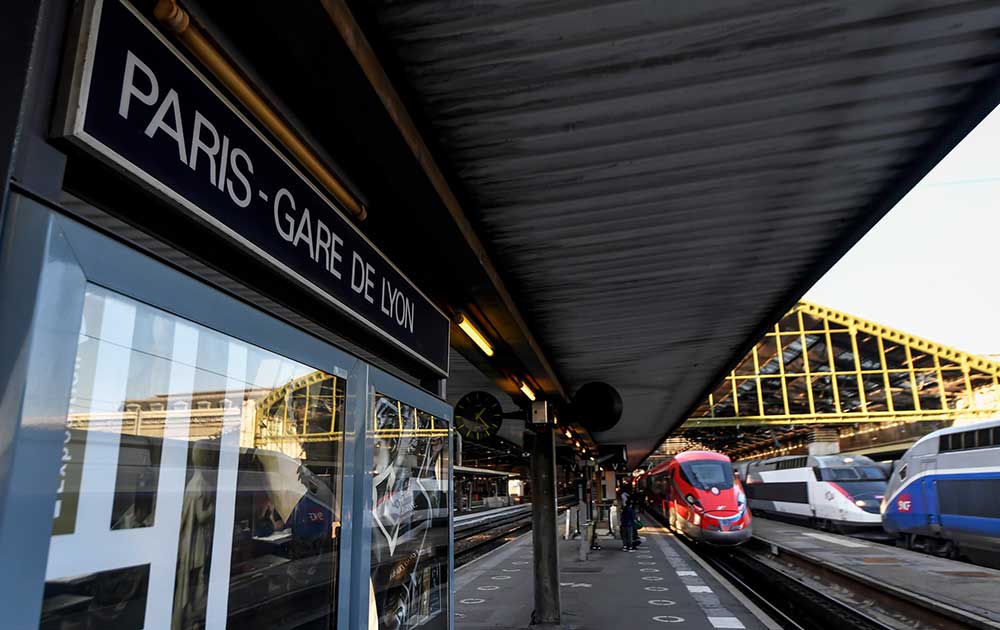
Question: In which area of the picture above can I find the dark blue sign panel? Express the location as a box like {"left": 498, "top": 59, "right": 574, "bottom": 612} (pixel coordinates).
{"left": 63, "top": 0, "right": 449, "bottom": 375}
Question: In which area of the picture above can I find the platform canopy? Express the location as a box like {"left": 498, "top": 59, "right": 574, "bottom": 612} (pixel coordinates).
{"left": 661, "top": 302, "right": 1000, "bottom": 461}
{"left": 353, "top": 0, "right": 1000, "bottom": 466}
{"left": 198, "top": 1, "right": 1000, "bottom": 466}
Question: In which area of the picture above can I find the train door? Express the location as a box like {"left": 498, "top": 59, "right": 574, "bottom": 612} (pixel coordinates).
{"left": 0, "top": 208, "right": 365, "bottom": 629}
{"left": 919, "top": 459, "right": 940, "bottom": 535}
{"left": 365, "top": 369, "right": 452, "bottom": 630}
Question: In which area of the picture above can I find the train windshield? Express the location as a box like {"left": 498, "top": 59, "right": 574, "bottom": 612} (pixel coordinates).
{"left": 680, "top": 460, "right": 734, "bottom": 490}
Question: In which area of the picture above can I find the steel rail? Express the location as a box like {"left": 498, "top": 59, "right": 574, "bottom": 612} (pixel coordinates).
{"left": 645, "top": 508, "right": 973, "bottom": 630}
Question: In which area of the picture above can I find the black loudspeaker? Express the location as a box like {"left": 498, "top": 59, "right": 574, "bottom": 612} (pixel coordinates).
{"left": 569, "top": 382, "right": 623, "bottom": 433}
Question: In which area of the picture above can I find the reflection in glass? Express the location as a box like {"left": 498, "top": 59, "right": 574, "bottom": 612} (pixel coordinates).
{"left": 370, "top": 395, "right": 449, "bottom": 630}
{"left": 42, "top": 285, "right": 343, "bottom": 629}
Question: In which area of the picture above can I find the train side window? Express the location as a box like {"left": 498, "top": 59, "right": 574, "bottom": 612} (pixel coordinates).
{"left": 975, "top": 428, "right": 991, "bottom": 449}
{"left": 898, "top": 464, "right": 907, "bottom": 481}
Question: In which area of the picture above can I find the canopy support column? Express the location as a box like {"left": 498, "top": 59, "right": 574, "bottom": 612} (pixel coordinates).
{"left": 528, "top": 428, "right": 561, "bottom": 625}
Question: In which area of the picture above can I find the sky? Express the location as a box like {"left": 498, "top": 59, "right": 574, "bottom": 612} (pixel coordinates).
{"left": 804, "top": 105, "right": 1000, "bottom": 357}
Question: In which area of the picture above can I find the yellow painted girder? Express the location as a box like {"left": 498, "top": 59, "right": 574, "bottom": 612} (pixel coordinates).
{"left": 682, "top": 407, "right": 999, "bottom": 428}
{"left": 797, "top": 302, "right": 1000, "bottom": 378}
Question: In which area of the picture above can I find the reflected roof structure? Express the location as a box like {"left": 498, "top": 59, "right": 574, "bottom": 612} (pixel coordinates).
{"left": 669, "top": 302, "right": 1000, "bottom": 460}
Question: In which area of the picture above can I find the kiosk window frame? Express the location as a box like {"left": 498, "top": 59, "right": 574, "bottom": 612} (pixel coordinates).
{"left": 0, "top": 201, "right": 391, "bottom": 629}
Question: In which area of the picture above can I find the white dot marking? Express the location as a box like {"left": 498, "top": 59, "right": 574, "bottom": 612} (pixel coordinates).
{"left": 645, "top": 586, "right": 670, "bottom": 592}
{"left": 652, "top": 616, "right": 685, "bottom": 623}
{"left": 478, "top": 585, "right": 499, "bottom": 591}
{"left": 460, "top": 598, "right": 485, "bottom": 604}
{"left": 648, "top": 599, "right": 676, "bottom": 606}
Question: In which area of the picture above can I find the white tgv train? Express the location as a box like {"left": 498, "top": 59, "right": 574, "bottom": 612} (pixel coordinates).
{"left": 742, "top": 453, "right": 888, "bottom": 532}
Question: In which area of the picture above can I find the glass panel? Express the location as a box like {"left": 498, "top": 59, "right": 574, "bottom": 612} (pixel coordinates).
{"left": 784, "top": 377, "right": 813, "bottom": 414}
{"left": 370, "top": 393, "right": 450, "bottom": 630}
{"left": 759, "top": 376, "right": 786, "bottom": 415}
{"left": 836, "top": 374, "right": 862, "bottom": 411}
{"left": 889, "top": 377, "right": 918, "bottom": 412}
{"left": 916, "top": 370, "right": 945, "bottom": 410}
{"left": 757, "top": 336, "right": 781, "bottom": 374}
{"left": 736, "top": 381, "right": 761, "bottom": 417}
{"left": 42, "top": 285, "right": 344, "bottom": 629}
{"left": 811, "top": 374, "right": 836, "bottom": 412}
{"left": 805, "top": 336, "right": 829, "bottom": 372}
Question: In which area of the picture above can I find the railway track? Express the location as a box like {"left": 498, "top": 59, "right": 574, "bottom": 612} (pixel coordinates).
{"left": 454, "top": 499, "right": 576, "bottom": 568}
{"left": 648, "top": 510, "right": 981, "bottom": 630}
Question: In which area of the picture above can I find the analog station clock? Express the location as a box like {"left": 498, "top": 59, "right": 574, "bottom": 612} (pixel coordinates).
{"left": 454, "top": 391, "right": 504, "bottom": 441}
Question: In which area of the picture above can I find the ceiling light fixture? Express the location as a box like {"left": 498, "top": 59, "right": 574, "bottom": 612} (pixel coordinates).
{"left": 519, "top": 381, "right": 536, "bottom": 401}
{"left": 454, "top": 312, "right": 493, "bottom": 357}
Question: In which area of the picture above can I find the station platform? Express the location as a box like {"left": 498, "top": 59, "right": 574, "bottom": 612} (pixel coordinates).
{"left": 453, "top": 523, "right": 776, "bottom": 630}
{"left": 752, "top": 517, "right": 1000, "bottom": 626}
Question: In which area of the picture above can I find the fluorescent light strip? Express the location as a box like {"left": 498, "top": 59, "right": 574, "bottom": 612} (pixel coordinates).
{"left": 455, "top": 312, "right": 494, "bottom": 357}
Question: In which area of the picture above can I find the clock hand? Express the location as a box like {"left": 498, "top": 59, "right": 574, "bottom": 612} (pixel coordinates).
{"left": 474, "top": 408, "right": 485, "bottom": 421}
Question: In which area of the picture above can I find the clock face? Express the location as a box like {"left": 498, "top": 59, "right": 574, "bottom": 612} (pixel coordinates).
{"left": 454, "top": 391, "right": 503, "bottom": 441}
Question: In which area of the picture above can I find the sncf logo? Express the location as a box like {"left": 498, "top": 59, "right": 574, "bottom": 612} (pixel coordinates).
{"left": 897, "top": 493, "right": 912, "bottom": 513}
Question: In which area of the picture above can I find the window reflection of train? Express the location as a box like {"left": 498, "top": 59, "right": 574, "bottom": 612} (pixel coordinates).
{"left": 43, "top": 431, "right": 340, "bottom": 630}
{"left": 738, "top": 453, "right": 886, "bottom": 533}
{"left": 369, "top": 392, "right": 450, "bottom": 630}
{"left": 882, "top": 419, "right": 1000, "bottom": 566}
{"left": 645, "top": 451, "right": 752, "bottom": 545}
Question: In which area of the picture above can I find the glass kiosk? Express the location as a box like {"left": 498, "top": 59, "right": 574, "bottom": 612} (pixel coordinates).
{"left": 0, "top": 2, "right": 453, "bottom": 625}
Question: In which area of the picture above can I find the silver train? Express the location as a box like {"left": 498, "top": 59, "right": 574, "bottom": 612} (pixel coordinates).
{"left": 740, "top": 453, "right": 887, "bottom": 532}
{"left": 882, "top": 419, "right": 1000, "bottom": 563}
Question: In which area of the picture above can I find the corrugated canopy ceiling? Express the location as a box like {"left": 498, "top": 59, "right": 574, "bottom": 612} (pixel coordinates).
{"left": 361, "top": 0, "right": 1000, "bottom": 465}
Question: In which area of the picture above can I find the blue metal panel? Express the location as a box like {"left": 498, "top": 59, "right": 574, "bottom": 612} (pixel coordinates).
{"left": 337, "top": 360, "right": 369, "bottom": 630}
{"left": 0, "top": 197, "right": 87, "bottom": 628}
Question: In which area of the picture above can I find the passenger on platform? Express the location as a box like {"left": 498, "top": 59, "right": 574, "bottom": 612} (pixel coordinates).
{"left": 621, "top": 500, "right": 636, "bottom": 552}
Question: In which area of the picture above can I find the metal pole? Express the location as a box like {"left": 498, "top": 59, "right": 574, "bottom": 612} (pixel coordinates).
{"left": 529, "top": 429, "right": 561, "bottom": 625}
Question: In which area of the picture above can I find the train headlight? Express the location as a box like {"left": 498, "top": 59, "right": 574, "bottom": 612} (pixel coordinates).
{"left": 854, "top": 499, "right": 865, "bottom": 507}
{"left": 737, "top": 490, "right": 746, "bottom": 506}
{"left": 685, "top": 494, "right": 704, "bottom": 512}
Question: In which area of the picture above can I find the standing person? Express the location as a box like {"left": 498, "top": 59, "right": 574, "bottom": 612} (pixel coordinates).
{"left": 620, "top": 500, "right": 635, "bottom": 552}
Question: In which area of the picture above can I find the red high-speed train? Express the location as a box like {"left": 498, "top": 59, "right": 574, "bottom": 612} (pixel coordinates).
{"left": 646, "top": 451, "right": 752, "bottom": 545}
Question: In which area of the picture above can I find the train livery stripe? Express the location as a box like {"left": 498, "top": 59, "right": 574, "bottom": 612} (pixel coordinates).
{"left": 745, "top": 482, "right": 808, "bottom": 504}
